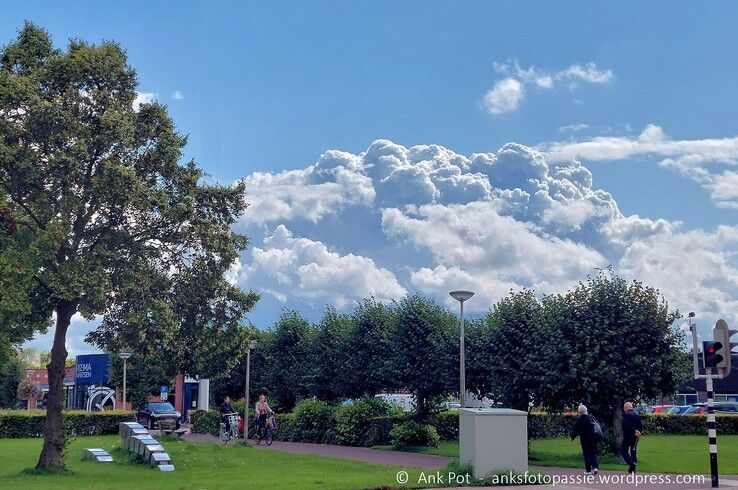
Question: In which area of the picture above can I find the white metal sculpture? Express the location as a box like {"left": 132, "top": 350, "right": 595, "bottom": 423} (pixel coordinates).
{"left": 85, "top": 385, "right": 116, "bottom": 411}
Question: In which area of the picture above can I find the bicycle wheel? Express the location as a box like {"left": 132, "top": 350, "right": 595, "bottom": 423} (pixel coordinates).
{"left": 266, "top": 426, "right": 273, "bottom": 446}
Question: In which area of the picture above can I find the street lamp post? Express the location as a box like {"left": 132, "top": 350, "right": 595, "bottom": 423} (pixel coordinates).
{"left": 118, "top": 352, "right": 132, "bottom": 410}
{"left": 450, "top": 290, "right": 474, "bottom": 408}
{"left": 244, "top": 340, "right": 257, "bottom": 443}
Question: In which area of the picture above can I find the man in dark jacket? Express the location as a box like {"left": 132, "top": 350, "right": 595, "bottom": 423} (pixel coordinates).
{"left": 571, "top": 404, "right": 600, "bottom": 474}
{"left": 621, "top": 401, "right": 643, "bottom": 473}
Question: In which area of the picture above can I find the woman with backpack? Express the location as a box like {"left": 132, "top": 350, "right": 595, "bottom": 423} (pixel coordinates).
{"left": 571, "top": 404, "right": 601, "bottom": 475}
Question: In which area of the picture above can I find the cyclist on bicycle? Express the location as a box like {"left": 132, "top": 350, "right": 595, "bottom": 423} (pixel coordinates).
{"left": 255, "top": 394, "right": 272, "bottom": 437}
{"left": 220, "top": 396, "right": 236, "bottom": 432}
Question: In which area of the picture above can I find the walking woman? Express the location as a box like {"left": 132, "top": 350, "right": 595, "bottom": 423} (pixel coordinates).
{"left": 571, "top": 404, "right": 600, "bottom": 475}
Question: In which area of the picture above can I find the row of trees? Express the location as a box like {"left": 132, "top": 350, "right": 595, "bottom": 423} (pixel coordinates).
{"left": 213, "top": 270, "right": 691, "bottom": 438}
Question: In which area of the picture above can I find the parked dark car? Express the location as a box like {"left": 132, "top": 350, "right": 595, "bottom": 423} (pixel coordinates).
{"left": 687, "top": 402, "right": 738, "bottom": 415}
{"left": 137, "top": 401, "right": 181, "bottom": 430}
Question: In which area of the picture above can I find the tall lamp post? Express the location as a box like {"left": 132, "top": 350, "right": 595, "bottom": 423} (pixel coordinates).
{"left": 450, "top": 290, "right": 474, "bottom": 408}
{"left": 244, "top": 340, "right": 257, "bottom": 443}
{"left": 118, "top": 352, "right": 131, "bottom": 410}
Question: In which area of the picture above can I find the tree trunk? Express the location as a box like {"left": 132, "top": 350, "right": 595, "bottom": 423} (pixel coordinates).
{"left": 36, "top": 301, "right": 75, "bottom": 470}
{"left": 611, "top": 399, "right": 624, "bottom": 451}
{"left": 415, "top": 391, "right": 427, "bottom": 421}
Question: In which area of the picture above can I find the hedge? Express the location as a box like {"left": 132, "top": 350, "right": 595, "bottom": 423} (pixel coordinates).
{"left": 0, "top": 410, "right": 135, "bottom": 438}
{"left": 191, "top": 408, "right": 738, "bottom": 446}
{"left": 190, "top": 409, "right": 293, "bottom": 440}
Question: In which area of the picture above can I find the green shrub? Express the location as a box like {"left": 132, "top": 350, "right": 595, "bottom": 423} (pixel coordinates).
{"left": 528, "top": 412, "right": 576, "bottom": 439}
{"left": 191, "top": 409, "right": 294, "bottom": 441}
{"left": 0, "top": 410, "right": 134, "bottom": 438}
{"left": 429, "top": 410, "right": 459, "bottom": 441}
{"left": 390, "top": 420, "right": 440, "bottom": 449}
{"left": 284, "top": 399, "right": 336, "bottom": 443}
{"left": 333, "top": 397, "right": 404, "bottom": 446}
{"left": 190, "top": 409, "right": 220, "bottom": 436}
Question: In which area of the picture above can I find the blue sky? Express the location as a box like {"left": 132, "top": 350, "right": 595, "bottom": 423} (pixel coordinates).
{"left": 6, "top": 2, "right": 738, "bottom": 354}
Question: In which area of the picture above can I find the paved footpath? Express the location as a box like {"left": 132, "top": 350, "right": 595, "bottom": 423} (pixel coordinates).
{"left": 181, "top": 433, "right": 738, "bottom": 489}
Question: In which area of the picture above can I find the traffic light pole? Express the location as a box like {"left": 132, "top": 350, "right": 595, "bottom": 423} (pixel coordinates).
{"left": 690, "top": 315, "right": 720, "bottom": 488}
{"left": 706, "top": 375, "right": 719, "bottom": 488}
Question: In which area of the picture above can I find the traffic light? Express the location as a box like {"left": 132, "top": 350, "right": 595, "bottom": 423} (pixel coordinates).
{"left": 713, "top": 319, "right": 738, "bottom": 378}
{"left": 704, "top": 340, "right": 722, "bottom": 368}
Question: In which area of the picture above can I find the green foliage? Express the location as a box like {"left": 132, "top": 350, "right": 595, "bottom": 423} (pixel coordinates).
{"left": 332, "top": 397, "right": 402, "bottom": 446}
{"left": 0, "top": 346, "right": 24, "bottom": 407}
{"left": 389, "top": 420, "right": 440, "bottom": 448}
{"left": 540, "top": 270, "right": 690, "bottom": 439}
{"left": 0, "top": 22, "right": 257, "bottom": 467}
{"left": 0, "top": 410, "right": 134, "bottom": 438}
{"left": 264, "top": 311, "right": 313, "bottom": 411}
{"left": 305, "top": 307, "right": 352, "bottom": 403}
{"left": 390, "top": 294, "right": 458, "bottom": 416}
{"left": 342, "top": 299, "right": 395, "bottom": 399}
{"left": 190, "top": 409, "right": 219, "bottom": 436}
{"left": 190, "top": 409, "right": 293, "bottom": 440}
{"left": 428, "top": 410, "right": 460, "bottom": 441}
{"left": 285, "top": 399, "right": 336, "bottom": 443}
{"left": 467, "top": 289, "right": 552, "bottom": 411}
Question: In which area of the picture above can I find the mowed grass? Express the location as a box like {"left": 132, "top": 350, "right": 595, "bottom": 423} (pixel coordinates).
{"left": 382, "top": 436, "right": 738, "bottom": 475}
{"left": 0, "top": 435, "right": 428, "bottom": 490}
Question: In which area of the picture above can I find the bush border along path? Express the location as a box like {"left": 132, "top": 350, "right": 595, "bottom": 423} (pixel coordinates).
{"left": 191, "top": 406, "right": 738, "bottom": 446}
{"left": 0, "top": 410, "right": 135, "bottom": 438}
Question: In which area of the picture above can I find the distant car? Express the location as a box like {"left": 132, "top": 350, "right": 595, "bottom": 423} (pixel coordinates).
{"left": 137, "top": 401, "right": 181, "bottom": 430}
{"left": 649, "top": 405, "right": 674, "bottom": 414}
{"left": 684, "top": 405, "right": 704, "bottom": 415}
{"left": 684, "top": 402, "right": 738, "bottom": 415}
{"left": 713, "top": 402, "right": 738, "bottom": 413}
{"left": 667, "top": 405, "right": 692, "bottom": 415}
{"left": 440, "top": 402, "right": 462, "bottom": 410}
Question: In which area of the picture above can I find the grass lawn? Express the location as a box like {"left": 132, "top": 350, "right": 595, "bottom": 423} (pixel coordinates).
{"left": 0, "top": 435, "right": 429, "bottom": 489}
{"left": 379, "top": 436, "right": 738, "bottom": 475}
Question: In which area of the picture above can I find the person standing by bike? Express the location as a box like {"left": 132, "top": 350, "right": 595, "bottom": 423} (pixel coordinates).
{"left": 220, "top": 396, "right": 236, "bottom": 432}
{"left": 255, "top": 394, "right": 272, "bottom": 437}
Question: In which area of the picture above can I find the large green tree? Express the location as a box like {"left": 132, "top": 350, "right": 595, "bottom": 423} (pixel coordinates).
{"left": 264, "top": 310, "right": 312, "bottom": 411}
{"left": 0, "top": 23, "right": 250, "bottom": 469}
{"left": 306, "top": 306, "right": 352, "bottom": 403}
{"left": 469, "top": 289, "right": 555, "bottom": 411}
{"left": 542, "top": 270, "right": 690, "bottom": 444}
{"left": 390, "top": 295, "right": 457, "bottom": 417}
{"left": 342, "top": 298, "right": 395, "bottom": 398}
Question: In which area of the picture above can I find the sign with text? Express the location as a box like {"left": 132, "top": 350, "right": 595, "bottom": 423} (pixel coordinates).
{"left": 75, "top": 354, "right": 109, "bottom": 385}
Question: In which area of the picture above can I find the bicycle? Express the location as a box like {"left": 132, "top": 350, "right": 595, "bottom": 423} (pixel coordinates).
{"left": 254, "top": 413, "right": 274, "bottom": 446}
{"left": 219, "top": 412, "right": 240, "bottom": 444}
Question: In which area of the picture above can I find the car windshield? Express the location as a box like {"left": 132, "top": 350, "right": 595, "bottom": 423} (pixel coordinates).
{"left": 150, "top": 403, "right": 175, "bottom": 411}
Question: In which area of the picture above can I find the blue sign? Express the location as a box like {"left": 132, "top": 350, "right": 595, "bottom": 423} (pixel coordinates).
{"left": 75, "top": 354, "right": 109, "bottom": 385}
{"left": 160, "top": 385, "right": 169, "bottom": 401}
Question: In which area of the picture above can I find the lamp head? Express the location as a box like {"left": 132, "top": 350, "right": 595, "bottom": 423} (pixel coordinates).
{"left": 450, "top": 290, "right": 475, "bottom": 302}
{"left": 118, "top": 352, "right": 132, "bottom": 360}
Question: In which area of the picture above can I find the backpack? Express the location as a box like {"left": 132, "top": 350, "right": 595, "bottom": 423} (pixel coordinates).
{"left": 591, "top": 416, "right": 603, "bottom": 438}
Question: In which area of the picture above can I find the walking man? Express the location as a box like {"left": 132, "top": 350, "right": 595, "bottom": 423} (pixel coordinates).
{"left": 621, "top": 401, "right": 643, "bottom": 473}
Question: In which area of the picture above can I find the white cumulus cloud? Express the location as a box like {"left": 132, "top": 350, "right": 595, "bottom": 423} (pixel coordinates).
{"left": 232, "top": 138, "right": 738, "bottom": 328}
{"left": 543, "top": 124, "right": 738, "bottom": 208}
{"left": 483, "top": 60, "right": 614, "bottom": 115}
{"left": 240, "top": 225, "right": 406, "bottom": 308}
